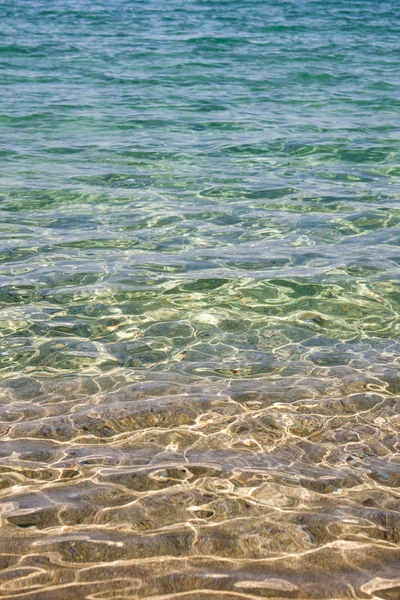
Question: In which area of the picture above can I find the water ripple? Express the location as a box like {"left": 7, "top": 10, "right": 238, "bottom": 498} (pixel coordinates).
{"left": 1, "top": 0, "right": 400, "bottom": 597}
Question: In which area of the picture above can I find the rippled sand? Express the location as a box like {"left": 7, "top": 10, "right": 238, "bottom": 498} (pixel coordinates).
{"left": 2, "top": 361, "right": 400, "bottom": 598}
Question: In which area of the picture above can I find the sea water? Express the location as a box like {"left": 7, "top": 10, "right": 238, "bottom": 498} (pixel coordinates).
{"left": 1, "top": 0, "right": 400, "bottom": 598}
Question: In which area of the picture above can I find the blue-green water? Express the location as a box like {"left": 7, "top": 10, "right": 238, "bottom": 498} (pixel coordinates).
{"left": 1, "top": 1, "right": 400, "bottom": 598}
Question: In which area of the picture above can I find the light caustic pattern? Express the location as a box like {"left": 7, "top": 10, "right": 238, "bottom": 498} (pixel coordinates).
{"left": 1, "top": 0, "right": 400, "bottom": 598}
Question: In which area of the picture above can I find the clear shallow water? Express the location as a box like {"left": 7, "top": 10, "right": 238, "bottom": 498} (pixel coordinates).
{"left": 1, "top": 0, "right": 400, "bottom": 598}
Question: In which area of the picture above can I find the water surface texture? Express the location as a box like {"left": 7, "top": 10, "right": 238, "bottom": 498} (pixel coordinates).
{"left": 1, "top": 0, "right": 400, "bottom": 598}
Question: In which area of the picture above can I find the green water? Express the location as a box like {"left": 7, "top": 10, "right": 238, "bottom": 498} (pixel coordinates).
{"left": 1, "top": 1, "right": 400, "bottom": 598}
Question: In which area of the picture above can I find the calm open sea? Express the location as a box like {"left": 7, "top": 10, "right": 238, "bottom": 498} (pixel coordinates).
{"left": 1, "top": 0, "right": 400, "bottom": 598}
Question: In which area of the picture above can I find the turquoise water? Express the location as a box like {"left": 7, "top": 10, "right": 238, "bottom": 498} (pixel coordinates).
{"left": 1, "top": 1, "right": 400, "bottom": 598}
